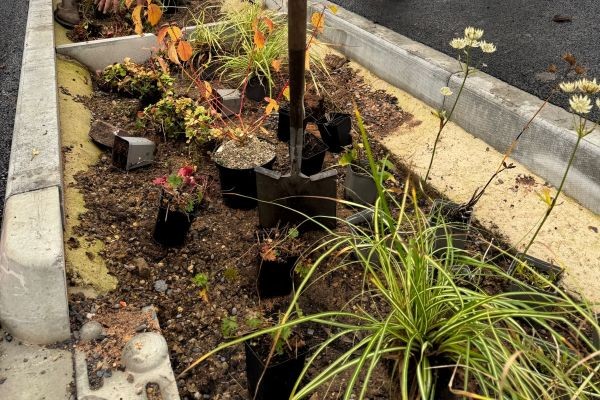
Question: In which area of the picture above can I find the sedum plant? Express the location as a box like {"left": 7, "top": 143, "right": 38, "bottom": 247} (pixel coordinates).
{"left": 181, "top": 108, "right": 600, "bottom": 399}
{"left": 140, "top": 93, "right": 222, "bottom": 144}
{"left": 100, "top": 57, "right": 174, "bottom": 102}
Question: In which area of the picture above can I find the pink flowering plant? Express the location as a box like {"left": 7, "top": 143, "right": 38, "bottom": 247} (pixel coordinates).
{"left": 152, "top": 165, "right": 207, "bottom": 213}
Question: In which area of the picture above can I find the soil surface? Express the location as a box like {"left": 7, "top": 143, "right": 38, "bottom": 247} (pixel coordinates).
{"left": 67, "top": 54, "right": 410, "bottom": 399}
{"left": 70, "top": 0, "right": 221, "bottom": 42}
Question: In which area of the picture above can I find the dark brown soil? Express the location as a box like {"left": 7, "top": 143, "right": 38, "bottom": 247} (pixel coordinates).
{"left": 68, "top": 55, "right": 409, "bottom": 399}
{"left": 69, "top": 0, "right": 221, "bottom": 42}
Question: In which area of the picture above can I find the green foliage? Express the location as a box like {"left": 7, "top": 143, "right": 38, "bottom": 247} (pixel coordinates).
{"left": 246, "top": 317, "right": 262, "bottom": 330}
{"left": 223, "top": 267, "right": 238, "bottom": 282}
{"left": 192, "top": 273, "right": 208, "bottom": 289}
{"left": 220, "top": 316, "right": 238, "bottom": 338}
{"left": 269, "top": 323, "right": 291, "bottom": 356}
{"left": 100, "top": 58, "right": 173, "bottom": 100}
{"left": 141, "top": 93, "right": 221, "bottom": 142}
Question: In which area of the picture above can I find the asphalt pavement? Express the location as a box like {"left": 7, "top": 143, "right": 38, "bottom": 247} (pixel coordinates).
{"left": 331, "top": 0, "right": 600, "bottom": 116}
{"left": 0, "top": 0, "right": 29, "bottom": 225}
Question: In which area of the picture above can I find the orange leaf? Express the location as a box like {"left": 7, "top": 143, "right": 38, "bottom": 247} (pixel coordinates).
{"left": 167, "top": 42, "right": 180, "bottom": 64}
{"left": 156, "top": 56, "right": 169, "bottom": 73}
{"left": 132, "top": 5, "right": 143, "bottom": 35}
{"left": 311, "top": 12, "right": 325, "bottom": 34}
{"left": 157, "top": 26, "right": 169, "bottom": 44}
{"left": 264, "top": 97, "right": 279, "bottom": 115}
{"left": 254, "top": 28, "right": 266, "bottom": 49}
{"left": 119, "top": 300, "right": 127, "bottom": 308}
{"left": 260, "top": 244, "right": 278, "bottom": 261}
{"left": 271, "top": 59, "right": 282, "bottom": 72}
{"left": 282, "top": 86, "right": 290, "bottom": 101}
{"left": 147, "top": 3, "right": 163, "bottom": 26}
{"left": 203, "top": 81, "right": 213, "bottom": 99}
{"left": 177, "top": 40, "right": 193, "bottom": 61}
{"left": 125, "top": 0, "right": 134, "bottom": 8}
{"left": 167, "top": 26, "right": 182, "bottom": 41}
{"left": 263, "top": 16, "right": 274, "bottom": 33}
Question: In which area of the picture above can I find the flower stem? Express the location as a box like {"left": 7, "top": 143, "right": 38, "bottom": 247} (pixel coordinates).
{"left": 424, "top": 52, "right": 471, "bottom": 182}
{"left": 522, "top": 131, "right": 583, "bottom": 255}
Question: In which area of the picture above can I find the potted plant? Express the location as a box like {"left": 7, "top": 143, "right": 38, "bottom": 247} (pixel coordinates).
{"left": 151, "top": 165, "right": 206, "bottom": 247}
{"left": 212, "top": 128, "right": 276, "bottom": 209}
{"left": 244, "top": 324, "right": 306, "bottom": 400}
{"left": 277, "top": 104, "right": 311, "bottom": 142}
{"left": 428, "top": 199, "right": 473, "bottom": 254}
{"left": 140, "top": 93, "right": 221, "bottom": 145}
{"left": 257, "top": 226, "right": 303, "bottom": 298}
{"left": 300, "top": 131, "right": 328, "bottom": 176}
{"left": 189, "top": 11, "right": 226, "bottom": 81}
{"left": 218, "top": 4, "right": 287, "bottom": 101}
{"left": 99, "top": 58, "right": 174, "bottom": 106}
{"left": 339, "top": 144, "right": 395, "bottom": 206}
{"left": 316, "top": 112, "right": 352, "bottom": 153}
{"left": 503, "top": 253, "right": 564, "bottom": 310}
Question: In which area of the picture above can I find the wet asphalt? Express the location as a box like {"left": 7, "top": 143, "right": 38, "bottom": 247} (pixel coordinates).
{"left": 0, "top": 0, "right": 29, "bottom": 224}
{"left": 331, "top": 0, "right": 600, "bottom": 116}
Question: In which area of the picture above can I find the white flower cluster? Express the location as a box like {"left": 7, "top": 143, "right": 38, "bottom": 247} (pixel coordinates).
{"left": 560, "top": 78, "right": 600, "bottom": 114}
{"left": 449, "top": 27, "right": 496, "bottom": 53}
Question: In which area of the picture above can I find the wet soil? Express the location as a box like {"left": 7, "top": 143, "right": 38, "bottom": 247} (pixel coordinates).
{"left": 67, "top": 55, "right": 410, "bottom": 399}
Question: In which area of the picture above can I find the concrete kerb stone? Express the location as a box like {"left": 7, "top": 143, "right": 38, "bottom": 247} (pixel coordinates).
{"left": 0, "top": 187, "right": 69, "bottom": 344}
{"left": 266, "top": 0, "right": 600, "bottom": 214}
{"left": 0, "top": 0, "right": 70, "bottom": 344}
{"left": 55, "top": 24, "right": 211, "bottom": 72}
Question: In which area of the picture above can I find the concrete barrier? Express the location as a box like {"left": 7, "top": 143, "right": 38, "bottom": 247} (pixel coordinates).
{"left": 0, "top": 0, "right": 70, "bottom": 344}
{"left": 265, "top": 0, "right": 600, "bottom": 214}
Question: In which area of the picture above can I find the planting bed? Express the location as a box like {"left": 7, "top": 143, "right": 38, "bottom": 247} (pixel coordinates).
{"left": 66, "top": 54, "right": 410, "bottom": 398}
{"left": 69, "top": 0, "right": 221, "bottom": 41}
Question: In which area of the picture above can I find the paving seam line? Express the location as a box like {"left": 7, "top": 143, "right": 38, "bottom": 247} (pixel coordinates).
{"left": 265, "top": 0, "right": 600, "bottom": 215}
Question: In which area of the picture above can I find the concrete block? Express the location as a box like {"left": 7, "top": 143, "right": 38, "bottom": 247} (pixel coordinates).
{"left": 0, "top": 187, "right": 70, "bottom": 344}
{"left": 55, "top": 23, "right": 218, "bottom": 72}
{"left": 112, "top": 136, "right": 156, "bottom": 171}
{"left": 5, "top": 0, "right": 61, "bottom": 199}
{"left": 0, "top": 331, "right": 73, "bottom": 399}
{"left": 212, "top": 88, "right": 242, "bottom": 117}
{"left": 76, "top": 332, "right": 180, "bottom": 399}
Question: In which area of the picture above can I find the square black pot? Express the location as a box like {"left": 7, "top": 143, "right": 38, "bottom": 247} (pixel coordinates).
{"left": 257, "top": 256, "right": 298, "bottom": 298}
{"left": 317, "top": 113, "right": 352, "bottom": 153}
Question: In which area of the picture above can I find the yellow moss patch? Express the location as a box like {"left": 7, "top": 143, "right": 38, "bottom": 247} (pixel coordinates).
{"left": 58, "top": 57, "right": 118, "bottom": 293}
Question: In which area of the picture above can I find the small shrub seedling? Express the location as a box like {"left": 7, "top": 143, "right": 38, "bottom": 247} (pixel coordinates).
{"left": 152, "top": 165, "right": 207, "bottom": 213}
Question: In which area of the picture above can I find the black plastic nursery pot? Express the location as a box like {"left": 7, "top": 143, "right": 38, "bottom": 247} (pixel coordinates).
{"left": 153, "top": 200, "right": 194, "bottom": 247}
{"left": 161, "top": 0, "right": 179, "bottom": 14}
{"left": 300, "top": 134, "right": 328, "bottom": 176}
{"left": 244, "top": 341, "right": 307, "bottom": 400}
{"left": 429, "top": 199, "right": 472, "bottom": 255}
{"left": 504, "top": 253, "right": 563, "bottom": 311}
{"left": 317, "top": 113, "right": 352, "bottom": 153}
{"left": 245, "top": 75, "right": 270, "bottom": 102}
{"left": 277, "top": 106, "right": 311, "bottom": 142}
{"left": 215, "top": 156, "right": 276, "bottom": 209}
{"left": 192, "top": 51, "right": 219, "bottom": 81}
{"left": 344, "top": 164, "right": 378, "bottom": 205}
{"left": 257, "top": 256, "right": 299, "bottom": 298}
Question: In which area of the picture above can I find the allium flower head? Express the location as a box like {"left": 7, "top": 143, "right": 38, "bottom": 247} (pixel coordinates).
{"left": 559, "top": 81, "right": 577, "bottom": 93}
{"left": 464, "top": 26, "right": 484, "bottom": 40}
{"left": 480, "top": 41, "right": 496, "bottom": 53}
{"left": 440, "top": 87, "right": 453, "bottom": 96}
{"left": 576, "top": 78, "right": 600, "bottom": 94}
{"left": 569, "top": 94, "right": 592, "bottom": 114}
{"left": 450, "top": 37, "right": 467, "bottom": 50}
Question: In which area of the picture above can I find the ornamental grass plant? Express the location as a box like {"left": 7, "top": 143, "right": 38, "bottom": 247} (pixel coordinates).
{"left": 182, "top": 109, "right": 600, "bottom": 399}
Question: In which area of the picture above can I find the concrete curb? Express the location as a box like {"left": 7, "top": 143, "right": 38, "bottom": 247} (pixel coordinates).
{"left": 0, "top": 0, "right": 70, "bottom": 344}
{"left": 266, "top": 0, "right": 600, "bottom": 214}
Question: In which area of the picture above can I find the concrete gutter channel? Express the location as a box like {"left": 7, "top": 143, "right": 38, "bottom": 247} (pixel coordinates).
{"left": 0, "top": 0, "right": 598, "bottom": 398}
